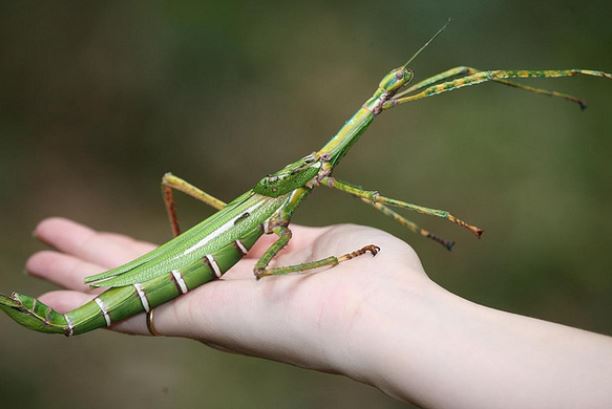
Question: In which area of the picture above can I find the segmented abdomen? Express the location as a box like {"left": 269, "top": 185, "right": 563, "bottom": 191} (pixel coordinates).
{"left": 65, "top": 225, "right": 263, "bottom": 336}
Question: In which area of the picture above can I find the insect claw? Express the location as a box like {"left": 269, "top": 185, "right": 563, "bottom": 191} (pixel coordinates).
{"left": 366, "top": 244, "right": 381, "bottom": 256}
{"left": 420, "top": 229, "right": 455, "bottom": 251}
{"left": 435, "top": 236, "right": 455, "bottom": 251}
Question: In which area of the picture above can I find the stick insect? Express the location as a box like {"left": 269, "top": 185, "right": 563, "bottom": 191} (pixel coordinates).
{"left": 1, "top": 22, "right": 610, "bottom": 336}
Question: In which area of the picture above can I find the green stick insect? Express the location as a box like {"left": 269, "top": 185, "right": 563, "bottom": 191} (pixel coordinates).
{"left": 1, "top": 22, "right": 611, "bottom": 337}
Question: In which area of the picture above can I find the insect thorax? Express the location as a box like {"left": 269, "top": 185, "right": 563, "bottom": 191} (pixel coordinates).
{"left": 253, "top": 153, "right": 321, "bottom": 197}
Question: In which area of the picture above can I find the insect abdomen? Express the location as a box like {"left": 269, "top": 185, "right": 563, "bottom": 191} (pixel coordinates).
{"left": 0, "top": 225, "right": 265, "bottom": 337}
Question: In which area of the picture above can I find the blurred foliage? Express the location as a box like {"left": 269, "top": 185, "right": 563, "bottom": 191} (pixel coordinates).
{"left": 0, "top": 1, "right": 611, "bottom": 408}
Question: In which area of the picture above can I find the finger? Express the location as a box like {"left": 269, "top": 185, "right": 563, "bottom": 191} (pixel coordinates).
{"left": 113, "top": 275, "right": 322, "bottom": 342}
{"left": 29, "top": 222, "right": 324, "bottom": 283}
{"left": 26, "top": 250, "right": 106, "bottom": 292}
{"left": 33, "top": 217, "right": 156, "bottom": 268}
{"left": 97, "top": 232, "right": 155, "bottom": 255}
{"left": 38, "top": 290, "right": 93, "bottom": 314}
{"left": 109, "top": 312, "right": 150, "bottom": 335}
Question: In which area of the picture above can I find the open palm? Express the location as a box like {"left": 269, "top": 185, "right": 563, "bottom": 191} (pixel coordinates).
{"left": 28, "top": 217, "right": 427, "bottom": 372}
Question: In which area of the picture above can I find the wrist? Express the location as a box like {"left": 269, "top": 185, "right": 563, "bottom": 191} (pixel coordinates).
{"left": 342, "top": 272, "right": 612, "bottom": 409}
{"left": 329, "top": 272, "right": 458, "bottom": 397}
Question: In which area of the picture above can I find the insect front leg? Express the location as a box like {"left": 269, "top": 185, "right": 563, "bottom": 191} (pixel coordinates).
{"left": 253, "top": 225, "right": 379, "bottom": 279}
{"left": 161, "top": 172, "right": 227, "bottom": 237}
{"left": 399, "top": 66, "right": 586, "bottom": 108}
{"left": 385, "top": 69, "right": 611, "bottom": 110}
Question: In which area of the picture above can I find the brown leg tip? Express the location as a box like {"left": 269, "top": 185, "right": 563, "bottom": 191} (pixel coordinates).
{"left": 465, "top": 224, "right": 484, "bottom": 238}
{"left": 367, "top": 245, "right": 381, "bottom": 256}
{"left": 338, "top": 245, "right": 381, "bottom": 263}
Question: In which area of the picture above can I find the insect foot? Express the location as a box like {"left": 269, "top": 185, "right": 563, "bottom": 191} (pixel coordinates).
{"left": 338, "top": 244, "right": 381, "bottom": 262}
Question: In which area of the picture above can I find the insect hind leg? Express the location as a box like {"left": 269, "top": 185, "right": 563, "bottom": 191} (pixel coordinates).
{"left": 161, "top": 172, "right": 227, "bottom": 237}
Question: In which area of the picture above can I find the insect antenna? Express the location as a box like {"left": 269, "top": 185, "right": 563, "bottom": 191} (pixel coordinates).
{"left": 403, "top": 18, "right": 452, "bottom": 69}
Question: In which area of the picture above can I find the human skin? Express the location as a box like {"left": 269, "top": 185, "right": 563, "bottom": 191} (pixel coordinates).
{"left": 26, "top": 217, "right": 612, "bottom": 409}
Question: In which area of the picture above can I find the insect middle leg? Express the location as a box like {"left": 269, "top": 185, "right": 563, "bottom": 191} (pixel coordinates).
{"left": 320, "top": 177, "right": 483, "bottom": 237}
{"left": 360, "top": 199, "right": 455, "bottom": 250}
{"left": 254, "top": 225, "right": 379, "bottom": 279}
{"left": 162, "top": 172, "right": 227, "bottom": 237}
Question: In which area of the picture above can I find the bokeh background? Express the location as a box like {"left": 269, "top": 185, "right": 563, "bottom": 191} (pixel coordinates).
{"left": 1, "top": 1, "right": 611, "bottom": 408}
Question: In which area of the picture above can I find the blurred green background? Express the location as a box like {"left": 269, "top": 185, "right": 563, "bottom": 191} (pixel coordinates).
{"left": 1, "top": 1, "right": 611, "bottom": 408}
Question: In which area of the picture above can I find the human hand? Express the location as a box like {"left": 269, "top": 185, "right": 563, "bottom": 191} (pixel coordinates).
{"left": 23, "top": 218, "right": 612, "bottom": 408}
{"left": 27, "top": 217, "right": 433, "bottom": 381}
